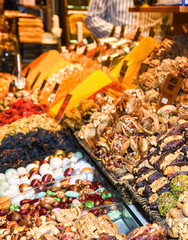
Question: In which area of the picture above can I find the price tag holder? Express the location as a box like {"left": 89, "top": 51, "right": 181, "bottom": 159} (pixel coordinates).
{"left": 83, "top": 46, "right": 88, "bottom": 56}
{"left": 138, "top": 63, "right": 149, "bottom": 75}
{"left": 104, "top": 56, "right": 113, "bottom": 67}
{"left": 133, "top": 28, "right": 142, "bottom": 41}
{"left": 55, "top": 94, "right": 72, "bottom": 122}
{"left": 93, "top": 49, "right": 101, "bottom": 60}
{"left": 164, "top": 25, "right": 174, "bottom": 39}
{"left": 127, "top": 42, "right": 136, "bottom": 52}
{"left": 135, "top": 63, "right": 149, "bottom": 85}
{"left": 30, "top": 72, "right": 41, "bottom": 90}
{"left": 37, "top": 79, "right": 47, "bottom": 96}
{"left": 118, "top": 60, "right": 129, "bottom": 84}
{"left": 119, "top": 25, "right": 125, "bottom": 39}
{"left": 52, "top": 83, "right": 60, "bottom": 94}
{"left": 149, "top": 27, "right": 156, "bottom": 38}
{"left": 24, "top": 67, "right": 31, "bottom": 78}
{"left": 156, "top": 74, "right": 183, "bottom": 110}
{"left": 109, "top": 25, "right": 117, "bottom": 37}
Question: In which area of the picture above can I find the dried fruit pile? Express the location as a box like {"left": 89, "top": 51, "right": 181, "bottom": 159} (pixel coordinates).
{"left": 0, "top": 129, "right": 77, "bottom": 167}
{"left": 0, "top": 99, "right": 48, "bottom": 126}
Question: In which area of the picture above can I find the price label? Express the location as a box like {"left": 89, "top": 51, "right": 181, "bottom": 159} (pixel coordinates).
{"left": 93, "top": 49, "right": 101, "bottom": 60}
{"left": 55, "top": 94, "right": 72, "bottom": 122}
{"left": 149, "top": 27, "right": 156, "bottom": 38}
{"left": 52, "top": 83, "right": 60, "bottom": 94}
{"left": 119, "top": 25, "right": 125, "bottom": 39}
{"left": 118, "top": 60, "right": 129, "bottom": 84}
{"left": 38, "top": 79, "right": 47, "bottom": 96}
{"left": 138, "top": 63, "right": 149, "bottom": 75}
{"left": 30, "top": 72, "right": 41, "bottom": 90}
{"left": 83, "top": 46, "right": 88, "bottom": 56}
{"left": 109, "top": 25, "right": 117, "bottom": 37}
{"left": 157, "top": 74, "right": 183, "bottom": 110}
{"left": 24, "top": 67, "right": 31, "bottom": 78}
{"left": 133, "top": 28, "right": 142, "bottom": 41}
{"left": 165, "top": 25, "right": 174, "bottom": 39}
{"left": 104, "top": 56, "right": 113, "bottom": 67}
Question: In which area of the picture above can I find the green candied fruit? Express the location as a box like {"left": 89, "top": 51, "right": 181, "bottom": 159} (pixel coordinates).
{"left": 157, "top": 192, "right": 177, "bottom": 217}
{"left": 101, "top": 193, "right": 107, "bottom": 200}
{"left": 85, "top": 201, "right": 94, "bottom": 209}
{"left": 46, "top": 190, "right": 56, "bottom": 196}
{"left": 54, "top": 197, "right": 61, "bottom": 202}
{"left": 77, "top": 202, "right": 83, "bottom": 207}
{"left": 170, "top": 174, "right": 188, "bottom": 198}
{"left": 9, "top": 204, "right": 18, "bottom": 210}
{"left": 107, "top": 193, "right": 112, "bottom": 198}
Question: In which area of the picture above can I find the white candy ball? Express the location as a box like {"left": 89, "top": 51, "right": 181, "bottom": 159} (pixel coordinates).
{"left": 0, "top": 173, "right": 5, "bottom": 180}
{"left": 20, "top": 176, "right": 30, "bottom": 184}
{"left": 30, "top": 174, "right": 41, "bottom": 181}
{"left": 7, "top": 173, "right": 20, "bottom": 185}
{"left": 39, "top": 163, "right": 52, "bottom": 176}
{"left": 53, "top": 168, "right": 63, "bottom": 178}
{"left": 26, "top": 164, "right": 38, "bottom": 173}
{"left": 45, "top": 156, "right": 49, "bottom": 161}
{"left": 62, "top": 157, "right": 70, "bottom": 165}
{"left": 17, "top": 167, "right": 27, "bottom": 175}
{"left": 70, "top": 156, "right": 78, "bottom": 163}
{"left": 9, "top": 184, "right": 19, "bottom": 194}
{"left": 5, "top": 170, "right": 17, "bottom": 180}
{"left": 49, "top": 157, "right": 63, "bottom": 169}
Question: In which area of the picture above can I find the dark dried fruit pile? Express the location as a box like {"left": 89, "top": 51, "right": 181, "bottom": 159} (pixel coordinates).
{"left": 0, "top": 129, "right": 77, "bottom": 170}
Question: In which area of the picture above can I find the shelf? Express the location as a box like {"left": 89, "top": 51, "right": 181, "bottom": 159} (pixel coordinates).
{"left": 67, "top": 5, "right": 88, "bottom": 10}
{"left": 19, "top": 4, "right": 47, "bottom": 9}
{"left": 68, "top": 10, "right": 87, "bottom": 14}
{"left": 129, "top": 5, "right": 188, "bottom": 13}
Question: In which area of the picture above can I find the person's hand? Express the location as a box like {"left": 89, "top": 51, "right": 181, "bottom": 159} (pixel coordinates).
{"left": 124, "top": 31, "right": 144, "bottom": 41}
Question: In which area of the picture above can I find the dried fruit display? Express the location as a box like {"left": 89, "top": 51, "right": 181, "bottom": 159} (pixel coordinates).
{"left": 0, "top": 99, "right": 48, "bottom": 127}
{"left": 0, "top": 150, "right": 94, "bottom": 199}
{"left": 0, "top": 114, "right": 61, "bottom": 140}
{"left": 137, "top": 56, "right": 188, "bottom": 91}
{"left": 38, "top": 63, "right": 83, "bottom": 105}
{"left": 0, "top": 90, "right": 39, "bottom": 112}
{"left": 0, "top": 129, "right": 77, "bottom": 167}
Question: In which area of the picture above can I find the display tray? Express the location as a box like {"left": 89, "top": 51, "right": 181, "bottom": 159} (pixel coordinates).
{"left": 84, "top": 202, "right": 142, "bottom": 235}
{"left": 73, "top": 131, "right": 120, "bottom": 186}
{"left": 0, "top": 173, "right": 143, "bottom": 236}
{"left": 124, "top": 181, "right": 165, "bottom": 223}
{"left": 71, "top": 131, "right": 170, "bottom": 226}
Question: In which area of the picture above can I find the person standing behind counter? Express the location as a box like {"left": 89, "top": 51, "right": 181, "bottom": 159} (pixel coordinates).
{"left": 85, "top": 0, "right": 173, "bottom": 41}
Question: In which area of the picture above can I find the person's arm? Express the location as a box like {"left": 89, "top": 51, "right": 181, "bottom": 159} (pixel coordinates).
{"left": 85, "top": 0, "right": 121, "bottom": 38}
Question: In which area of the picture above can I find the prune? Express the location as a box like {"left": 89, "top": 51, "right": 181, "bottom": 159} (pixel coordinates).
{"left": 162, "top": 139, "right": 184, "bottom": 153}
{"left": 148, "top": 171, "right": 163, "bottom": 184}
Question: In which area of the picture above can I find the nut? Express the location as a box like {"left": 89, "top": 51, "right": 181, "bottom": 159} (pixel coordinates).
{"left": 169, "top": 208, "right": 183, "bottom": 219}
{"left": 182, "top": 204, "right": 188, "bottom": 217}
